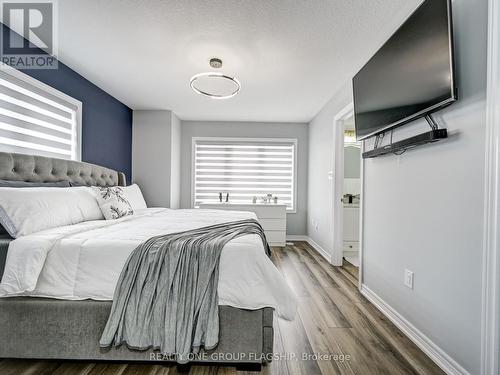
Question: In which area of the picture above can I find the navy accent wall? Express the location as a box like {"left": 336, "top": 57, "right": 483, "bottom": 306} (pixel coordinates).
{"left": 2, "top": 24, "right": 132, "bottom": 181}
{"left": 22, "top": 66, "right": 133, "bottom": 181}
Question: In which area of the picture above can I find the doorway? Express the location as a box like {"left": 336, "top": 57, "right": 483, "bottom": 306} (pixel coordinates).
{"left": 331, "top": 102, "right": 363, "bottom": 288}
{"left": 342, "top": 117, "right": 361, "bottom": 268}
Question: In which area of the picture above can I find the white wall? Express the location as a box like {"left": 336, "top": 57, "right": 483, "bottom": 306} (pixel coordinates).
{"left": 132, "top": 110, "right": 181, "bottom": 208}
{"left": 180, "top": 121, "right": 309, "bottom": 235}
{"left": 307, "top": 0, "right": 488, "bottom": 373}
{"left": 170, "top": 113, "right": 181, "bottom": 208}
{"left": 132, "top": 110, "right": 172, "bottom": 207}
{"left": 362, "top": 0, "right": 487, "bottom": 372}
{"left": 307, "top": 80, "right": 353, "bottom": 251}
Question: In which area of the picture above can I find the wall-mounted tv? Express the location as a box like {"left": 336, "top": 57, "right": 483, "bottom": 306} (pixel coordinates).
{"left": 353, "top": 0, "right": 457, "bottom": 141}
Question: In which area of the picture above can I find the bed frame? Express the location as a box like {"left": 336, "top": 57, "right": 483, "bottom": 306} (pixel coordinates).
{"left": 0, "top": 152, "right": 273, "bottom": 370}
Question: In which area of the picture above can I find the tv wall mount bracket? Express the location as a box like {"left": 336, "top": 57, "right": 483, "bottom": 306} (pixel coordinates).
{"left": 362, "top": 113, "right": 448, "bottom": 159}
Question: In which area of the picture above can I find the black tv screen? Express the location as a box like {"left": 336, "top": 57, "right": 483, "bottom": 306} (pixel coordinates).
{"left": 353, "top": 0, "right": 457, "bottom": 141}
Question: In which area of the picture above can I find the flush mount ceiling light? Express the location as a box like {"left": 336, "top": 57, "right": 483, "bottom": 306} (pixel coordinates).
{"left": 190, "top": 58, "right": 241, "bottom": 99}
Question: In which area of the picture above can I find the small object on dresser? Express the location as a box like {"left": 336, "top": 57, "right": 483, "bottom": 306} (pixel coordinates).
{"left": 274, "top": 196, "right": 278, "bottom": 204}
{"left": 225, "top": 193, "right": 229, "bottom": 203}
{"left": 252, "top": 196, "right": 257, "bottom": 204}
{"left": 219, "top": 192, "right": 223, "bottom": 203}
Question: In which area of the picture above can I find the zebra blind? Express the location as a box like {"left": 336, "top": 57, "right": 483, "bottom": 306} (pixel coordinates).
{"left": 0, "top": 69, "right": 79, "bottom": 160}
{"left": 193, "top": 138, "right": 296, "bottom": 210}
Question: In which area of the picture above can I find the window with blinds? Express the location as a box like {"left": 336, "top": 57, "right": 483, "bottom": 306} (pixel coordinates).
{"left": 193, "top": 138, "right": 296, "bottom": 211}
{"left": 0, "top": 69, "right": 80, "bottom": 160}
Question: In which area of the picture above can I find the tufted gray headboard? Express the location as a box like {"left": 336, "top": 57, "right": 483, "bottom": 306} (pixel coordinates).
{"left": 0, "top": 152, "right": 126, "bottom": 187}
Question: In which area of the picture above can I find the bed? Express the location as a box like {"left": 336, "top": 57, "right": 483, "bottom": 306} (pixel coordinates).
{"left": 0, "top": 152, "right": 296, "bottom": 370}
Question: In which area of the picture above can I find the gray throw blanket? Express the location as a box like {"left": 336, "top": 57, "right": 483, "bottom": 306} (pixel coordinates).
{"left": 99, "top": 218, "right": 270, "bottom": 363}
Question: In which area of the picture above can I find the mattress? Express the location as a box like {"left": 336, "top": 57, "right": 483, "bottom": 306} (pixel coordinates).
{"left": 0, "top": 208, "right": 297, "bottom": 320}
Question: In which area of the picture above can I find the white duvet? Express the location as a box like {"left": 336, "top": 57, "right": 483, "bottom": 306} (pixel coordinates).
{"left": 0, "top": 208, "right": 297, "bottom": 320}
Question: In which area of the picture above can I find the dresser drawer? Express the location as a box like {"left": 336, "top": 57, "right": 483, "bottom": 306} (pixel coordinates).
{"left": 258, "top": 218, "right": 286, "bottom": 231}
{"left": 265, "top": 230, "right": 286, "bottom": 246}
{"left": 251, "top": 206, "right": 286, "bottom": 219}
{"left": 200, "top": 203, "right": 286, "bottom": 219}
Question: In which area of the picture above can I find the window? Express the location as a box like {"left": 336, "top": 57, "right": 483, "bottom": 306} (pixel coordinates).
{"left": 193, "top": 138, "right": 297, "bottom": 211}
{"left": 0, "top": 67, "right": 81, "bottom": 160}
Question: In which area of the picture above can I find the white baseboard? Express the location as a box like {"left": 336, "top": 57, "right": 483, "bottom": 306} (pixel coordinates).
{"left": 286, "top": 235, "right": 332, "bottom": 263}
{"left": 286, "top": 235, "right": 308, "bottom": 242}
{"left": 361, "top": 285, "right": 470, "bottom": 375}
{"left": 306, "top": 237, "right": 331, "bottom": 262}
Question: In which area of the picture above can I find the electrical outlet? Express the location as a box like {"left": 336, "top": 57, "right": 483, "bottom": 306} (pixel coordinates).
{"left": 314, "top": 223, "right": 319, "bottom": 231}
{"left": 404, "top": 269, "right": 414, "bottom": 289}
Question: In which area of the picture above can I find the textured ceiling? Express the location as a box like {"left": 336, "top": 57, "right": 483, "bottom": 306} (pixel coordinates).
{"left": 55, "top": 0, "right": 422, "bottom": 122}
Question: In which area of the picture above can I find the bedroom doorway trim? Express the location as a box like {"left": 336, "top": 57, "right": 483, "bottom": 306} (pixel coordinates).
{"left": 331, "top": 102, "right": 364, "bottom": 289}
{"left": 481, "top": 0, "right": 500, "bottom": 373}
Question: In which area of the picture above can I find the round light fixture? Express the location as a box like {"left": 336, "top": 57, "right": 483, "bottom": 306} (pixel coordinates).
{"left": 190, "top": 58, "right": 241, "bottom": 99}
{"left": 190, "top": 72, "right": 241, "bottom": 99}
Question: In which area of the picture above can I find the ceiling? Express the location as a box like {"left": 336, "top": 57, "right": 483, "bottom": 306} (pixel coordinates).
{"left": 55, "top": 0, "right": 422, "bottom": 122}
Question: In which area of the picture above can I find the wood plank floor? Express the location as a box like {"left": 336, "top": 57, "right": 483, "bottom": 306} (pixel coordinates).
{"left": 0, "top": 242, "right": 444, "bottom": 375}
{"left": 341, "top": 258, "right": 359, "bottom": 283}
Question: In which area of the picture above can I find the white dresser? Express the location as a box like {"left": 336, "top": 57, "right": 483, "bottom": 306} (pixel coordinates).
{"left": 198, "top": 203, "right": 287, "bottom": 247}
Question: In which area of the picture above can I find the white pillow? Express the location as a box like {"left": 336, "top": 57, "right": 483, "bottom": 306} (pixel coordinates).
{"left": 122, "top": 184, "right": 147, "bottom": 210}
{"left": 0, "top": 186, "right": 103, "bottom": 238}
{"left": 92, "top": 186, "right": 133, "bottom": 220}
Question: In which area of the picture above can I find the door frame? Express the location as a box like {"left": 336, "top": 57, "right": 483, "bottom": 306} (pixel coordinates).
{"left": 481, "top": 0, "right": 500, "bottom": 373}
{"left": 332, "top": 102, "right": 364, "bottom": 287}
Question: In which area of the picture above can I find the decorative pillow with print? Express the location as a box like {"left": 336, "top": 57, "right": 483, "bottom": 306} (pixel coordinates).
{"left": 92, "top": 186, "right": 133, "bottom": 220}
